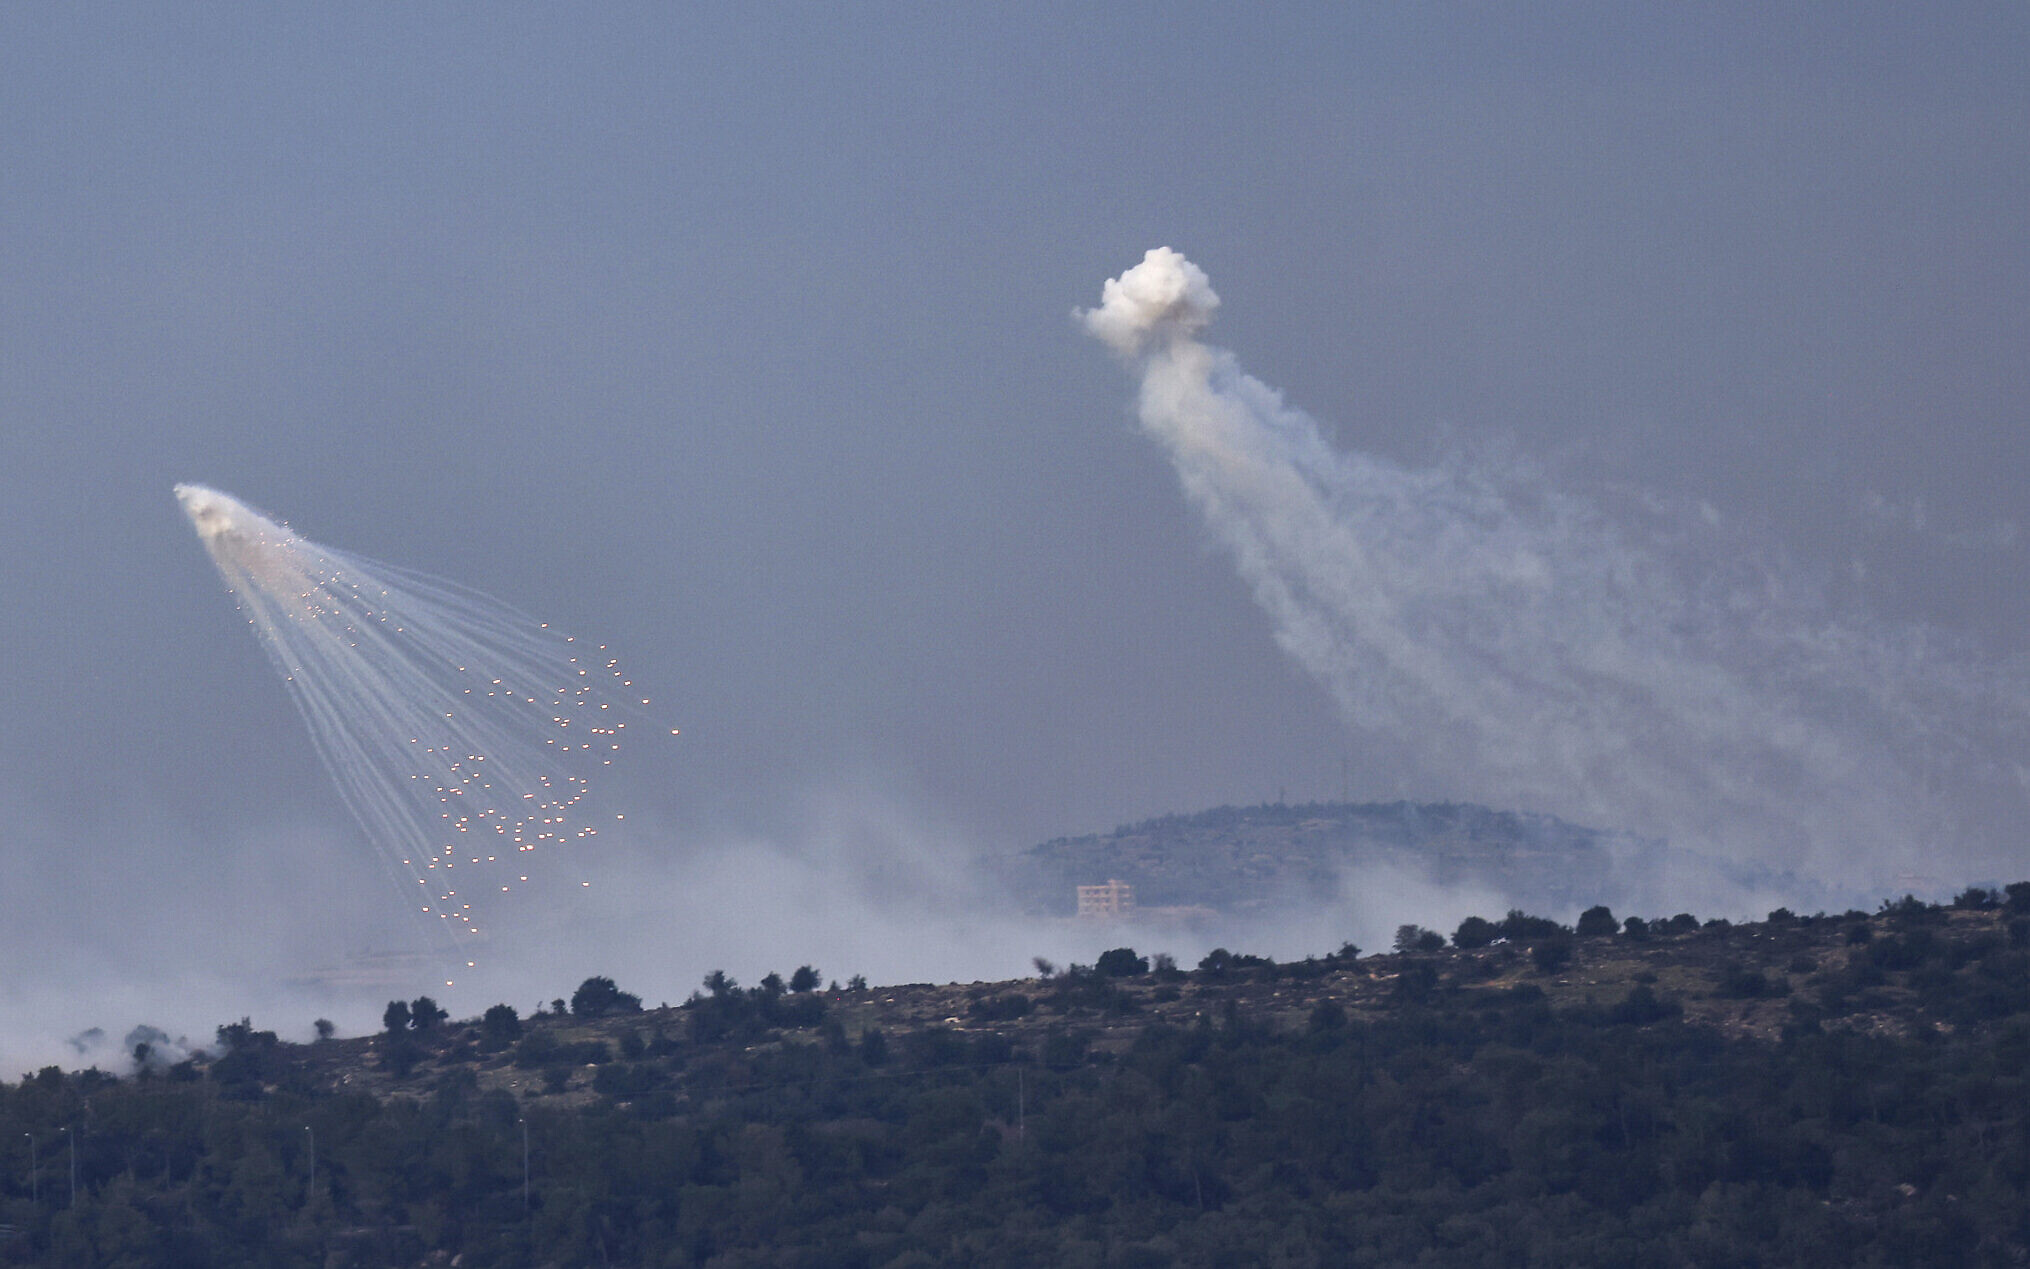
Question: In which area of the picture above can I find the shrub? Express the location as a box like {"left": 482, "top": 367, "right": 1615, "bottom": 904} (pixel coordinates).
{"left": 1502, "top": 910, "right": 1567, "bottom": 941}
{"left": 409, "top": 996, "right": 448, "bottom": 1030}
{"left": 1199, "top": 948, "right": 1272, "bottom": 974}
{"left": 1531, "top": 938, "right": 1573, "bottom": 973}
{"left": 1880, "top": 894, "right": 1945, "bottom": 926}
{"left": 859, "top": 1028, "right": 889, "bottom": 1066}
{"left": 593, "top": 1062, "right": 663, "bottom": 1098}
{"left": 1609, "top": 983, "right": 1681, "bottom": 1025}
{"left": 769, "top": 994, "right": 828, "bottom": 1028}
{"left": 1576, "top": 905, "right": 1618, "bottom": 937}
{"left": 970, "top": 993, "right": 1033, "bottom": 1022}
{"left": 381, "top": 1035, "right": 424, "bottom": 1079}
{"left": 1096, "top": 948, "right": 1150, "bottom": 977}
{"left": 1042, "top": 1030, "right": 1089, "bottom": 1069}
{"left": 903, "top": 1027, "right": 970, "bottom": 1068}
{"left": 572, "top": 976, "right": 643, "bottom": 1018}
{"left": 479, "top": 1004, "right": 522, "bottom": 1052}
{"left": 1392, "top": 962, "right": 1440, "bottom": 1002}
{"left": 1453, "top": 916, "right": 1499, "bottom": 949}
{"left": 1870, "top": 931, "right": 1940, "bottom": 971}
{"left": 1394, "top": 925, "right": 1445, "bottom": 953}
{"left": 1717, "top": 965, "right": 1785, "bottom": 999}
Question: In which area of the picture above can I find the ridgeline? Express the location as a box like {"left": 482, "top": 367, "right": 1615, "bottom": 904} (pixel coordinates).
{"left": 989, "top": 799, "right": 1776, "bottom": 921}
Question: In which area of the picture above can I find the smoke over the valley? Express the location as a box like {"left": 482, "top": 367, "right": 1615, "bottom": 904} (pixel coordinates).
{"left": 1082, "top": 248, "right": 2030, "bottom": 903}
{"left": 0, "top": 777, "right": 1500, "bottom": 1078}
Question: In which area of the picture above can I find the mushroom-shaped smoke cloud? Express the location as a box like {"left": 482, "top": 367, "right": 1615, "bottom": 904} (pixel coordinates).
{"left": 1078, "top": 246, "right": 1220, "bottom": 358}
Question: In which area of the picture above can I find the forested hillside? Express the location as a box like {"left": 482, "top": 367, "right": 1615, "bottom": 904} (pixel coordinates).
{"left": 4, "top": 887, "right": 2029, "bottom": 1266}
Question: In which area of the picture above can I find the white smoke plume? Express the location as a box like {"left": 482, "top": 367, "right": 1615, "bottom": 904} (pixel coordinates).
{"left": 1083, "top": 248, "right": 2030, "bottom": 902}
{"left": 1081, "top": 246, "right": 1220, "bottom": 357}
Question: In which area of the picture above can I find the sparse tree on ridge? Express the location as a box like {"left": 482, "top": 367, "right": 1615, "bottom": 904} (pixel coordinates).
{"left": 1576, "top": 905, "right": 1618, "bottom": 937}
{"left": 1096, "top": 948, "right": 1149, "bottom": 977}
{"left": 1453, "top": 916, "right": 1499, "bottom": 949}
{"left": 1394, "top": 925, "right": 1444, "bottom": 953}
{"left": 481, "top": 1004, "right": 521, "bottom": 1047}
{"left": 572, "top": 976, "right": 642, "bottom": 1017}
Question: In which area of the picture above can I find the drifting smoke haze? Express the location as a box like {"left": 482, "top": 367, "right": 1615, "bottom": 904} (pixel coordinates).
{"left": 6, "top": 9, "right": 2025, "bottom": 1085}
{"left": 1082, "top": 248, "right": 2030, "bottom": 904}
{"left": 0, "top": 778, "right": 1318, "bottom": 1077}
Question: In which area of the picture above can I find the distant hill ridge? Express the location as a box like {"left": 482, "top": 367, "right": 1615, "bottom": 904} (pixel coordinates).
{"left": 995, "top": 799, "right": 1689, "bottom": 919}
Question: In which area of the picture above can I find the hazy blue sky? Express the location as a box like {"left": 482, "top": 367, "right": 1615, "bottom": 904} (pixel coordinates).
{"left": 3, "top": 5, "right": 2027, "bottom": 1055}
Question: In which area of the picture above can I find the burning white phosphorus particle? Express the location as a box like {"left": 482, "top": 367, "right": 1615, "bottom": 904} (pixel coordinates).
{"left": 174, "top": 484, "right": 671, "bottom": 979}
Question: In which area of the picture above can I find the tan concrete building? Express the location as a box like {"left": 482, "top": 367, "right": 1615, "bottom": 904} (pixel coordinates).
{"left": 1076, "top": 878, "right": 1135, "bottom": 919}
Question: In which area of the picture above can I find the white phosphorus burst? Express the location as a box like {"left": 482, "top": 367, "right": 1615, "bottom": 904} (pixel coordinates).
{"left": 174, "top": 484, "right": 666, "bottom": 978}
{"left": 1081, "top": 250, "right": 2030, "bottom": 901}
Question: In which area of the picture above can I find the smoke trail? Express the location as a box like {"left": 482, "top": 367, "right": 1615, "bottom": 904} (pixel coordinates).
{"left": 1082, "top": 248, "right": 2030, "bottom": 898}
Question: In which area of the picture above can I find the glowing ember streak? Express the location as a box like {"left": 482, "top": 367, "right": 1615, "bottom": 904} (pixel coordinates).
{"left": 175, "top": 483, "right": 662, "bottom": 966}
